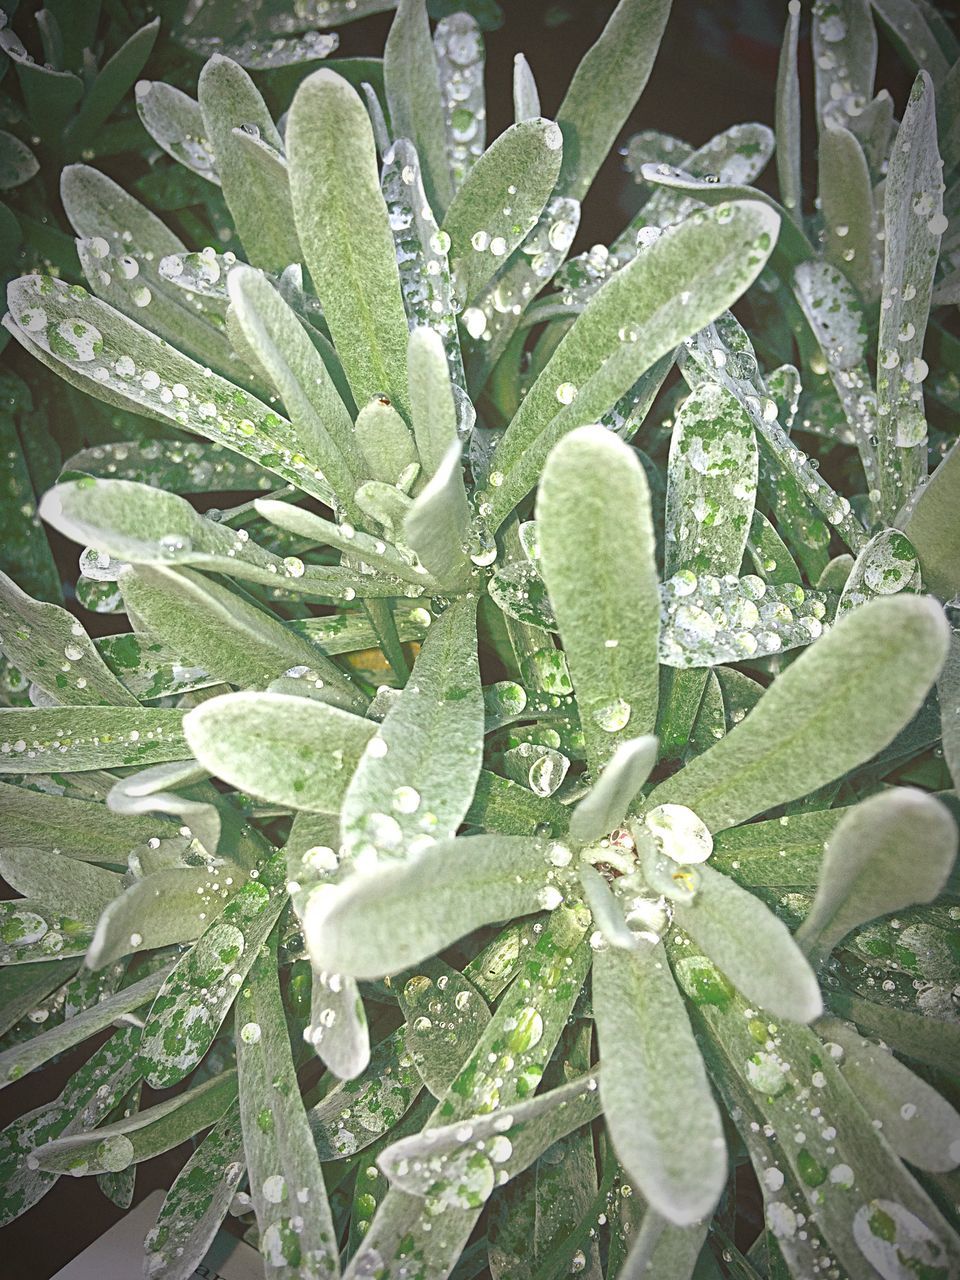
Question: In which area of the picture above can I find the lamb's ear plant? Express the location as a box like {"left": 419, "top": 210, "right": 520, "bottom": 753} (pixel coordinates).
{"left": 1, "top": 1, "right": 959, "bottom": 1277}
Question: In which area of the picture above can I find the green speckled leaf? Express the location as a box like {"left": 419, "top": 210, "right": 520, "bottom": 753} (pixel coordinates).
{"left": 0, "top": 706, "right": 188, "bottom": 774}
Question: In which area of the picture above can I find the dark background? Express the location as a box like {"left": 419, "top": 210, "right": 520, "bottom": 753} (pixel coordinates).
{"left": 0, "top": 0, "right": 919, "bottom": 1276}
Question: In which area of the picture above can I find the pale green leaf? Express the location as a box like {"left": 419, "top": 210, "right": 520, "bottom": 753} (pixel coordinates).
{"left": 0, "top": 706, "right": 188, "bottom": 774}
{"left": 385, "top": 0, "right": 454, "bottom": 217}
{"left": 402, "top": 441, "right": 472, "bottom": 586}
{"left": 341, "top": 595, "right": 482, "bottom": 855}
{"left": 818, "top": 124, "right": 878, "bottom": 299}
{"left": 513, "top": 53, "right": 540, "bottom": 122}
{"left": 135, "top": 80, "right": 220, "bottom": 183}
{"left": 407, "top": 325, "right": 458, "bottom": 480}
{"left": 309, "top": 1028, "right": 422, "bottom": 1160}
{"left": 491, "top": 201, "right": 780, "bottom": 527}
{"left": 812, "top": 0, "right": 877, "bottom": 132}
{"left": 0, "top": 849, "right": 121, "bottom": 927}
{"left": 0, "top": 780, "right": 161, "bottom": 862}
{"left": 775, "top": 0, "right": 802, "bottom": 222}
{"left": 898, "top": 436, "right": 960, "bottom": 599}
{"left": 796, "top": 789, "right": 956, "bottom": 966}
{"left": 235, "top": 934, "right": 339, "bottom": 1278}
{"left": 555, "top": 0, "right": 672, "bottom": 202}
{"left": 305, "top": 834, "right": 555, "bottom": 979}
{"left": 183, "top": 691, "right": 376, "bottom": 813}
{"left": 645, "top": 595, "right": 950, "bottom": 831}
{"left": 87, "top": 867, "right": 234, "bottom": 969}
{"left": 569, "top": 736, "right": 658, "bottom": 844}
{"left": 434, "top": 14, "right": 485, "bottom": 189}
{"left": 398, "top": 960, "right": 491, "bottom": 1097}
{"left": 939, "top": 630, "right": 960, "bottom": 790}
{"left": 537, "top": 426, "right": 660, "bottom": 770}
{"left": 593, "top": 939, "right": 727, "bottom": 1225}
{"left": 106, "top": 761, "right": 225, "bottom": 859}
{"left": 287, "top": 69, "right": 410, "bottom": 413}
{"left": 60, "top": 163, "right": 184, "bottom": 258}
{"left": 198, "top": 55, "right": 299, "bottom": 272}
{"left": 441, "top": 117, "right": 562, "bottom": 303}
{"left": 355, "top": 395, "right": 419, "bottom": 486}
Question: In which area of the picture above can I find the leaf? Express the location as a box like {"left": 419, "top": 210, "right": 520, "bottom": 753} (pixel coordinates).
{"left": 183, "top": 691, "right": 376, "bottom": 813}
{"left": 402, "top": 441, "right": 472, "bottom": 586}
{"left": 441, "top": 117, "right": 562, "bottom": 303}
{"left": 710, "top": 808, "right": 843, "bottom": 888}
{"left": 593, "top": 939, "right": 727, "bottom": 1225}
{"left": 87, "top": 867, "right": 234, "bottom": 969}
{"left": 746, "top": 510, "right": 801, "bottom": 584}
{"left": 0, "top": 380, "right": 60, "bottom": 607}
{"left": 0, "top": 130, "right": 38, "bottom": 190}
{"left": 385, "top": 0, "right": 454, "bottom": 217}
{"left": 62, "top": 439, "right": 267, "bottom": 494}
{"left": 0, "top": 849, "right": 121, "bottom": 926}
{"left": 645, "top": 595, "right": 949, "bottom": 831}
{"left": 812, "top": 0, "right": 877, "bottom": 133}
{"left": 796, "top": 789, "right": 956, "bottom": 966}
{"left": 537, "top": 426, "right": 660, "bottom": 771}
{"left": 829, "top": 991, "right": 960, "bottom": 1076}
{"left": 0, "top": 961, "right": 78, "bottom": 1040}
{"left": 820, "top": 1017, "right": 960, "bottom": 1172}
{"left": 0, "top": 706, "right": 188, "bottom": 774}
{"left": 774, "top": 0, "right": 802, "bottom": 222}
{"left": 4, "top": 277, "right": 334, "bottom": 507}
{"left": 0, "top": 964, "right": 171, "bottom": 1089}
{"left": 235, "top": 933, "right": 340, "bottom": 1278}
{"left": 491, "top": 201, "right": 780, "bottom": 528}
{"left": 869, "top": 0, "right": 951, "bottom": 82}
{"left": 875, "top": 72, "right": 943, "bottom": 517}
{"left": 939, "top": 631, "right": 960, "bottom": 791}
{"left": 226, "top": 266, "right": 365, "bottom": 517}
{"left": 355, "top": 394, "right": 420, "bottom": 486}
{"left": 555, "top": 0, "right": 672, "bottom": 202}
{"left": 513, "top": 53, "right": 540, "bottom": 122}
{"left": 663, "top": 382, "right": 758, "bottom": 578}
{"left": 135, "top": 80, "right": 220, "bottom": 183}
{"left": 31, "top": 1069, "right": 238, "bottom": 1175}
{"left": 407, "top": 325, "right": 458, "bottom": 480}
{"left": 434, "top": 13, "right": 486, "bottom": 188}
{"left": 398, "top": 960, "right": 491, "bottom": 1097}
{"left": 836, "top": 528, "right": 920, "bottom": 614}
{"left": 142, "top": 1105, "right": 245, "bottom": 1280}
{"left": 661, "top": 861, "right": 823, "bottom": 1022}
{"left": 898, "top": 436, "right": 960, "bottom": 599}
{"left": 304, "top": 834, "right": 556, "bottom": 979}
{"left": 66, "top": 18, "right": 160, "bottom": 149}
{"left": 4, "top": 35, "right": 82, "bottom": 136}
{"left": 0, "top": 569, "right": 137, "bottom": 706}
{"left": 60, "top": 163, "right": 185, "bottom": 258}
{"left": 198, "top": 55, "right": 299, "bottom": 272}
{"left": 140, "top": 878, "right": 283, "bottom": 1088}
{"left": 287, "top": 69, "right": 410, "bottom": 413}
{"left": 568, "top": 736, "right": 658, "bottom": 844}
{"left": 309, "top": 1028, "right": 423, "bottom": 1159}
{"left": 340, "top": 595, "right": 482, "bottom": 856}
{"left": 0, "top": 780, "right": 161, "bottom": 862}
{"left": 818, "top": 124, "right": 878, "bottom": 299}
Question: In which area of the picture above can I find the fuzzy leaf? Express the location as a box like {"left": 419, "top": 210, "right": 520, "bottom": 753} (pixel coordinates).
{"left": 555, "top": 0, "right": 672, "bottom": 202}
{"left": 537, "top": 426, "right": 660, "bottom": 771}
{"left": 183, "top": 691, "right": 376, "bottom": 813}
{"left": 899, "top": 436, "right": 960, "bottom": 599}
{"left": 354, "top": 396, "right": 419, "bottom": 486}
{"left": 87, "top": 868, "right": 234, "bottom": 970}
{"left": 442, "top": 117, "right": 562, "bottom": 303}
{"left": 309, "top": 1028, "right": 422, "bottom": 1160}
{"left": 305, "top": 834, "right": 555, "bottom": 979}
{"left": 287, "top": 69, "right": 410, "bottom": 413}
{"left": 0, "top": 706, "right": 188, "bottom": 774}
{"left": 593, "top": 939, "right": 727, "bottom": 1225}
{"left": 407, "top": 325, "right": 458, "bottom": 480}
{"left": 402, "top": 442, "right": 472, "bottom": 586}
{"left": 491, "top": 200, "right": 780, "bottom": 527}
{"left": 775, "top": 0, "right": 802, "bottom": 221}
{"left": 513, "top": 53, "right": 540, "bottom": 122}
{"left": 398, "top": 961, "right": 491, "bottom": 1097}
{"left": 135, "top": 80, "right": 219, "bottom": 182}
{"left": 0, "top": 781, "right": 161, "bottom": 862}
{"left": 385, "top": 0, "right": 454, "bottom": 217}
{"left": 645, "top": 595, "right": 949, "bottom": 831}
{"left": 0, "top": 849, "right": 121, "bottom": 927}
{"left": 569, "top": 736, "right": 658, "bottom": 844}
{"left": 818, "top": 124, "right": 878, "bottom": 299}
{"left": 67, "top": 18, "right": 160, "bottom": 148}
{"left": 341, "top": 596, "right": 482, "bottom": 856}
{"left": 796, "top": 789, "right": 956, "bottom": 966}
{"left": 235, "top": 934, "right": 339, "bottom": 1278}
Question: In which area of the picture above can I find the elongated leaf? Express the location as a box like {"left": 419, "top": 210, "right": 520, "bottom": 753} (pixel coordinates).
{"left": 140, "top": 879, "right": 283, "bottom": 1088}
{"left": 87, "top": 867, "right": 234, "bottom": 969}
{"left": 355, "top": 396, "right": 419, "bottom": 485}
{"left": 796, "top": 789, "right": 956, "bottom": 966}
{"left": 0, "top": 569, "right": 137, "bottom": 706}
{"left": 645, "top": 595, "right": 949, "bottom": 831}
{"left": 143, "top": 1105, "right": 245, "bottom": 1280}
{"left": 662, "top": 861, "right": 822, "bottom": 1021}
{"left": 875, "top": 71, "right": 943, "bottom": 516}
{"left": 287, "top": 69, "right": 410, "bottom": 413}
{"left": 869, "top": 0, "right": 951, "bottom": 81}
{"left": 594, "top": 939, "right": 726, "bottom": 1225}
{"left": 513, "top": 53, "right": 540, "bottom": 122}
{"left": 198, "top": 55, "right": 298, "bottom": 272}
{"left": 818, "top": 124, "right": 878, "bottom": 299}
{"left": 341, "top": 595, "right": 481, "bottom": 857}
{"left": 67, "top": 18, "right": 160, "bottom": 148}
{"left": 385, "top": 0, "right": 454, "bottom": 216}
{"left": 537, "top": 426, "right": 659, "bottom": 771}
{"left": 820, "top": 1017, "right": 960, "bottom": 1172}
{"left": 812, "top": 0, "right": 877, "bottom": 133}
{"left": 226, "top": 266, "right": 364, "bottom": 516}
{"left": 555, "top": 0, "right": 672, "bottom": 201}
{"left": 309, "top": 1028, "right": 422, "bottom": 1160}
{"left": 663, "top": 382, "right": 758, "bottom": 577}
{"left": 775, "top": 0, "right": 802, "bottom": 221}
{"left": 61, "top": 163, "right": 184, "bottom": 259}
{"left": 402, "top": 441, "right": 472, "bottom": 586}
{"left": 434, "top": 13, "right": 485, "bottom": 187}
{"left": 0, "top": 780, "right": 161, "bottom": 861}
{"left": 398, "top": 960, "right": 490, "bottom": 1096}
{"left": 569, "top": 736, "right": 658, "bottom": 844}
{"left": 0, "top": 849, "right": 121, "bottom": 926}
{"left": 491, "top": 201, "right": 780, "bottom": 527}
{"left": 305, "top": 834, "right": 556, "bottom": 979}
{"left": 184, "top": 691, "right": 375, "bottom": 813}
{"left": 63, "top": 438, "right": 266, "bottom": 494}
{"left": 0, "top": 706, "right": 188, "bottom": 774}
{"left": 135, "top": 80, "right": 220, "bottom": 182}
{"left": 407, "top": 325, "right": 458, "bottom": 480}
{"left": 710, "top": 808, "right": 843, "bottom": 888}
{"left": 4, "top": 277, "right": 334, "bottom": 507}
{"left": 0, "top": 963, "right": 171, "bottom": 1088}
{"left": 236, "top": 933, "right": 339, "bottom": 1278}
{"left": 898, "top": 436, "right": 960, "bottom": 599}
{"left": 441, "top": 117, "right": 562, "bottom": 303}
{"left": 31, "top": 1069, "right": 238, "bottom": 1175}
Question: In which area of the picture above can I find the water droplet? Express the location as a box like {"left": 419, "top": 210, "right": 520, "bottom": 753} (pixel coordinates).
{"left": 591, "top": 697, "right": 630, "bottom": 732}
{"left": 240, "top": 1022, "right": 262, "bottom": 1044}
{"left": 555, "top": 382, "right": 578, "bottom": 405}
{"left": 643, "top": 804, "right": 713, "bottom": 864}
